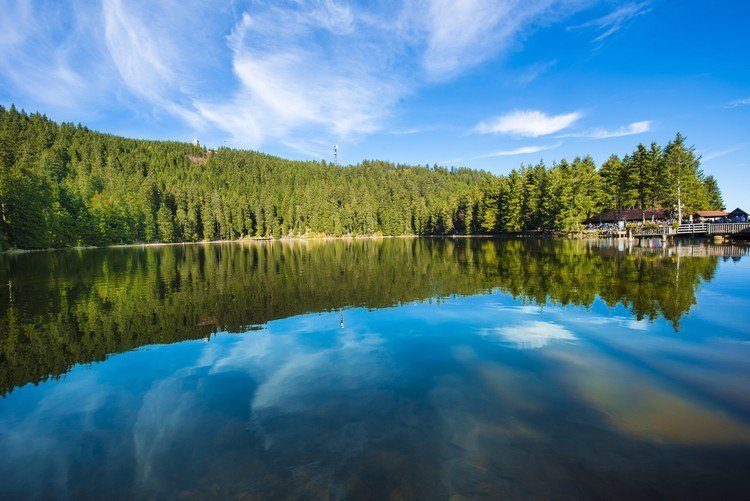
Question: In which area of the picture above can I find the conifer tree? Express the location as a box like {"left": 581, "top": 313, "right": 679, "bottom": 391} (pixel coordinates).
{"left": 0, "top": 105, "right": 726, "bottom": 247}
{"left": 702, "top": 175, "right": 724, "bottom": 210}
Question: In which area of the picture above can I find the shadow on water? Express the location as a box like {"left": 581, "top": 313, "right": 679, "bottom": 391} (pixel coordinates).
{"left": 0, "top": 238, "right": 731, "bottom": 396}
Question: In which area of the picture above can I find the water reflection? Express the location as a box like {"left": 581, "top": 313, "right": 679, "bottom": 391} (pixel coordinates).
{"left": 1, "top": 239, "right": 750, "bottom": 498}
{"left": 0, "top": 239, "right": 736, "bottom": 396}
{"left": 484, "top": 320, "right": 577, "bottom": 349}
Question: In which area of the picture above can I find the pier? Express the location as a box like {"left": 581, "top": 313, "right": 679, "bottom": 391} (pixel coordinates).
{"left": 632, "top": 222, "right": 750, "bottom": 239}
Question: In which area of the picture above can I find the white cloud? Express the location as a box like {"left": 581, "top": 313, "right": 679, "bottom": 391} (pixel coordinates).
{"left": 103, "top": 0, "right": 173, "bottom": 102}
{"left": 102, "top": 0, "right": 209, "bottom": 128}
{"left": 421, "top": 1, "right": 591, "bottom": 81}
{"left": 560, "top": 120, "right": 651, "bottom": 139}
{"left": 389, "top": 126, "right": 441, "bottom": 136}
{"left": 193, "top": 5, "right": 410, "bottom": 150}
{"left": 474, "top": 110, "right": 582, "bottom": 137}
{"left": 486, "top": 321, "right": 577, "bottom": 349}
{"left": 0, "top": 1, "right": 112, "bottom": 112}
{"left": 197, "top": 1, "right": 594, "bottom": 148}
{"left": 702, "top": 145, "right": 744, "bottom": 162}
{"left": 474, "top": 142, "right": 562, "bottom": 159}
{"left": 421, "top": 0, "right": 519, "bottom": 80}
{"left": 0, "top": 0, "right": 597, "bottom": 148}
{"left": 570, "top": 1, "right": 651, "bottom": 43}
{"left": 514, "top": 59, "right": 558, "bottom": 86}
{"left": 725, "top": 98, "right": 750, "bottom": 109}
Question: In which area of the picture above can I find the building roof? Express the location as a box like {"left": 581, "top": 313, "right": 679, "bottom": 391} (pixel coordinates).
{"left": 694, "top": 210, "right": 729, "bottom": 218}
{"left": 589, "top": 209, "right": 669, "bottom": 223}
{"left": 729, "top": 207, "right": 749, "bottom": 217}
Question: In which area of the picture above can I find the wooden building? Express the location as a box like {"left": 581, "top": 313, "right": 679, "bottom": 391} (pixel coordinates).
{"left": 588, "top": 209, "right": 668, "bottom": 224}
{"left": 693, "top": 210, "right": 729, "bottom": 222}
{"left": 728, "top": 207, "right": 749, "bottom": 219}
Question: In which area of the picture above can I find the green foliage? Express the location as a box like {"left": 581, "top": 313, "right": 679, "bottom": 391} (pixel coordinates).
{"left": 662, "top": 133, "right": 712, "bottom": 215}
{"left": 157, "top": 202, "right": 176, "bottom": 243}
{"left": 702, "top": 175, "right": 724, "bottom": 210}
{"left": 0, "top": 105, "right": 725, "bottom": 248}
{"left": 0, "top": 169, "right": 50, "bottom": 249}
{"left": 0, "top": 238, "right": 718, "bottom": 395}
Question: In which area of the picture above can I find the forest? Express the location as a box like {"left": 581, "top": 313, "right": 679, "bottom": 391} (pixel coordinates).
{"left": 0, "top": 104, "right": 724, "bottom": 249}
{"left": 0, "top": 238, "right": 718, "bottom": 395}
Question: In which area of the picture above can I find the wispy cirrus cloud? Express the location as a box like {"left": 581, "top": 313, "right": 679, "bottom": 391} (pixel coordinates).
{"left": 724, "top": 98, "right": 750, "bottom": 109}
{"left": 102, "top": 0, "right": 207, "bottom": 128}
{"left": 0, "top": 0, "right": 604, "bottom": 151}
{"left": 473, "top": 142, "right": 562, "bottom": 159}
{"left": 702, "top": 145, "right": 744, "bottom": 162}
{"left": 195, "top": 5, "right": 409, "bottom": 150}
{"left": 201, "top": 0, "right": 597, "bottom": 149}
{"left": 560, "top": 120, "right": 651, "bottom": 139}
{"left": 420, "top": 1, "right": 588, "bottom": 81}
{"left": 569, "top": 1, "right": 651, "bottom": 43}
{"left": 514, "top": 59, "right": 558, "bottom": 86}
{"left": 388, "top": 125, "right": 443, "bottom": 136}
{"left": 473, "top": 110, "right": 582, "bottom": 137}
{"left": 0, "top": 2, "right": 113, "bottom": 113}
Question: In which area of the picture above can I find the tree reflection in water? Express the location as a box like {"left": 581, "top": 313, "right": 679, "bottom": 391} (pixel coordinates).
{"left": 0, "top": 238, "right": 729, "bottom": 395}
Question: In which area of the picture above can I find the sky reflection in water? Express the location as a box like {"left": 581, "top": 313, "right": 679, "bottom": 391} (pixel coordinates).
{"left": 1, "top": 239, "right": 750, "bottom": 499}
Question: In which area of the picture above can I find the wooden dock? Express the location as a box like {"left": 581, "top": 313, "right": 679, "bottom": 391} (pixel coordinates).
{"left": 632, "top": 222, "right": 750, "bottom": 239}
{"left": 633, "top": 244, "right": 750, "bottom": 258}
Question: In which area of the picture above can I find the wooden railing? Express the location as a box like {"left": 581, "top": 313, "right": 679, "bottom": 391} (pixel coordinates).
{"left": 636, "top": 244, "right": 750, "bottom": 257}
{"left": 634, "top": 228, "right": 673, "bottom": 236}
{"left": 676, "top": 223, "right": 708, "bottom": 234}
{"left": 706, "top": 222, "right": 750, "bottom": 235}
{"left": 618, "top": 222, "right": 749, "bottom": 238}
{"left": 634, "top": 223, "right": 750, "bottom": 238}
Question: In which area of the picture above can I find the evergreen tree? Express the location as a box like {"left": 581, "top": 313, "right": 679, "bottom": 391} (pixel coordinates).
{"left": 1, "top": 170, "right": 50, "bottom": 249}
{"left": 157, "top": 203, "right": 176, "bottom": 243}
{"left": 702, "top": 175, "right": 724, "bottom": 210}
{"left": 0, "top": 105, "right": 726, "bottom": 248}
{"left": 662, "top": 133, "right": 709, "bottom": 216}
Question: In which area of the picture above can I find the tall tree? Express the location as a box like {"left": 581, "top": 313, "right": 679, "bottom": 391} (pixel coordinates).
{"left": 1, "top": 170, "right": 50, "bottom": 249}
{"left": 598, "top": 154, "right": 626, "bottom": 212}
{"left": 702, "top": 175, "right": 724, "bottom": 210}
{"left": 662, "top": 133, "right": 709, "bottom": 217}
{"left": 0, "top": 106, "right": 726, "bottom": 248}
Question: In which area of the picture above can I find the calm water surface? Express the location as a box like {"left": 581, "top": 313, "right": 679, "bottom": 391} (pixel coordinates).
{"left": 1, "top": 238, "right": 750, "bottom": 499}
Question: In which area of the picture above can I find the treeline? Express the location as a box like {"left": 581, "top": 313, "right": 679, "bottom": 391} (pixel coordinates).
{"left": 0, "top": 105, "right": 724, "bottom": 249}
{"left": 0, "top": 238, "right": 717, "bottom": 394}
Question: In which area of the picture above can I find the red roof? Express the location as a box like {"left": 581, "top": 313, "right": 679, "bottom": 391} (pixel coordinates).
{"left": 694, "top": 210, "right": 728, "bottom": 218}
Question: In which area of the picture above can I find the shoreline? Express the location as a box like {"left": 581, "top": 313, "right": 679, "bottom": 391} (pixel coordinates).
{"left": 1, "top": 234, "right": 457, "bottom": 254}
{"left": 2, "top": 232, "right": 745, "bottom": 255}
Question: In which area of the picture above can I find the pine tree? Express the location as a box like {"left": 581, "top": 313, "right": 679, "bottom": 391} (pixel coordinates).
{"left": 156, "top": 203, "right": 176, "bottom": 243}
{"left": 662, "top": 133, "right": 709, "bottom": 216}
{"left": 702, "top": 175, "right": 724, "bottom": 210}
{"left": 598, "top": 154, "right": 625, "bottom": 212}
{"left": 0, "top": 105, "right": 726, "bottom": 248}
{"left": 1, "top": 170, "right": 51, "bottom": 249}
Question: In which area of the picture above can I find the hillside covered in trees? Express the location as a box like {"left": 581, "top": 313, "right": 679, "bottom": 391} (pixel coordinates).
{"left": 0, "top": 105, "right": 724, "bottom": 249}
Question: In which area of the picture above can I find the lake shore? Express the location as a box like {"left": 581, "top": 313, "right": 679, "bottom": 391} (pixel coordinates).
{"left": 1, "top": 233, "right": 500, "bottom": 254}
{"left": 4, "top": 231, "right": 746, "bottom": 254}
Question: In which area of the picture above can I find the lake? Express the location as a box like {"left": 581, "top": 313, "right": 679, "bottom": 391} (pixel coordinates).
{"left": 1, "top": 238, "right": 750, "bottom": 499}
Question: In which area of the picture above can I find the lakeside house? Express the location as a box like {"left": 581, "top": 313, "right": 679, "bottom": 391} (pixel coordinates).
{"left": 588, "top": 209, "right": 669, "bottom": 224}
{"left": 693, "top": 210, "right": 729, "bottom": 222}
{"left": 728, "top": 207, "right": 749, "bottom": 219}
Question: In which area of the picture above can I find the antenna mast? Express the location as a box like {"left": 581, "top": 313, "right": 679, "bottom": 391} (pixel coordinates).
{"left": 334, "top": 145, "right": 339, "bottom": 165}
{"left": 677, "top": 158, "right": 682, "bottom": 223}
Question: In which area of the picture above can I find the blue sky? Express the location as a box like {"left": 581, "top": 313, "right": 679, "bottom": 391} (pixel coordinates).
{"left": 1, "top": 1, "right": 748, "bottom": 210}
